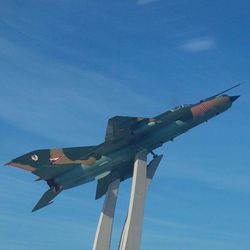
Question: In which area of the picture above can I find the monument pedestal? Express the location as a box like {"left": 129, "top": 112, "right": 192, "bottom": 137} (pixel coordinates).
{"left": 93, "top": 151, "right": 163, "bottom": 250}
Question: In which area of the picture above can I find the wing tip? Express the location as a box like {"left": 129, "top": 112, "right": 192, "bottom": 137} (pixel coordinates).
{"left": 32, "top": 200, "right": 54, "bottom": 213}
{"left": 31, "top": 188, "right": 62, "bottom": 213}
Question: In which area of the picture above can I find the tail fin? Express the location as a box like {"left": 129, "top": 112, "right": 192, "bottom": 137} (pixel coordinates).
{"left": 5, "top": 145, "right": 99, "bottom": 173}
{"left": 5, "top": 149, "right": 52, "bottom": 172}
{"left": 95, "top": 175, "right": 113, "bottom": 200}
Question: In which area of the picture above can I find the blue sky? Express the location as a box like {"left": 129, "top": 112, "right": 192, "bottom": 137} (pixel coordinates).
{"left": 0, "top": 0, "right": 249, "bottom": 249}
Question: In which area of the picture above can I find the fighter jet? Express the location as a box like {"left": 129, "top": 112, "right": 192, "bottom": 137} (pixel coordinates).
{"left": 5, "top": 85, "right": 240, "bottom": 212}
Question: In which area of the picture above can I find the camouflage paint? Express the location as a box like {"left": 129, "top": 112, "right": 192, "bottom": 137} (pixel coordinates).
{"left": 191, "top": 96, "right": 231, "bottom": 118}
{"left": 5, "top": 93, "right": 239, "bottom": 211}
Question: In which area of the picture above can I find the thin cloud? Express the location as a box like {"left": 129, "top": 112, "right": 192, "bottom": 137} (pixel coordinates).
{"left": 164, "top": 164, "right": 250, "bottom": 193}
{"left": 180, "top": 38, "right": 216, "bottom": 52}
{"left": 144, "top": 216, "right": 190, "bottom": 230}
{"left": 137, "top": 0, "right": 159, "bottom": 6}
{"left": 0, "top": 38, "right": 159, "bottom": 145}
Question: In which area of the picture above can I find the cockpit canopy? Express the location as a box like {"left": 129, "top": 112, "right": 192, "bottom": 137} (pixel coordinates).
{"left": 170, "top": 104, "right": 191, "bottom": 112}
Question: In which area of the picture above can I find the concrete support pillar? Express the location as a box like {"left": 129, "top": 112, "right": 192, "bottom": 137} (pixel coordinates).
{"left": 119, "top": 150, "right": 147, "bottom": 250}
{"left": 146, "top": 155, "right": 163, "bottom": 188}
{"left": 119, "top": 154, "right": 163, "bottom": 250}
{"left": 93, "top": 178, "right": 120, "bottom": 250}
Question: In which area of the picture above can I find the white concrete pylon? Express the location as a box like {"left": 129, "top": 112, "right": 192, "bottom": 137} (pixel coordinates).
{"left": 119, "top": 154, "right": 163, "bottom": 250}
{"left": 146, "top": 155, "right": 163, "bottom": 188}
{"left": 93, "top": 178, "right": 120, "bottom": 250}
{"left": 119, "top": 150, "right": 148, "bottom": 250}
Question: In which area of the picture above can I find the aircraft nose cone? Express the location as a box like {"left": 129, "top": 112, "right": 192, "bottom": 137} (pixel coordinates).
{"left": 229, "top": 95, "right": 240, "bottom": 103}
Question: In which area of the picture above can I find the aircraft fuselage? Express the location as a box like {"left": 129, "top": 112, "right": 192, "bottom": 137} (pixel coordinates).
{"left": 56, "top": 95, "right": 235, "bottom": 190}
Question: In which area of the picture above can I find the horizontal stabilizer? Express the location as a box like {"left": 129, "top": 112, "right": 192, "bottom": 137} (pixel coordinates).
{"left": 32, "top": 188, "right": 62, "bottom": 212}
{"left": 32, "top": 165, "right": 76, "bottom": 180}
